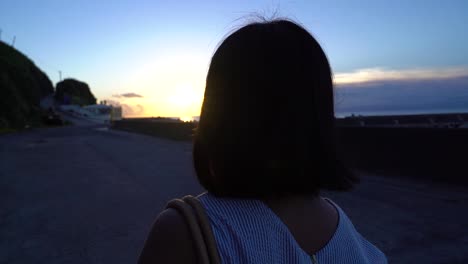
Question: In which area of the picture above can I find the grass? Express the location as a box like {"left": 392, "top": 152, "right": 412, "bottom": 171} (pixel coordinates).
{"left": 0, "top": 127, "right": 17, "bottom": 135}
{"left": 112, "top": 119, "right": 196, "bottom": 141}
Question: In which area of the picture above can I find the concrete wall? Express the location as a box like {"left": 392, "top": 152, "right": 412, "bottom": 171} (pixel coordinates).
{"left": 337, "top": 127, "right": 468, "bottom": 185}
{"left": 113, "top": 119, "right": 196, "bottom": 141}
{"left": 113, "top": 119, "right": 468, "bottom": 186}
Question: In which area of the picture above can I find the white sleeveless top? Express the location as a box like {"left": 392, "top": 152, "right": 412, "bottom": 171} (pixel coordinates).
{"left": 199, "top": 193, "right": 387, "bottom": 263}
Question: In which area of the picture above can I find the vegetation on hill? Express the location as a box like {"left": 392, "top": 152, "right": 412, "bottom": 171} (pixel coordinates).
{"left": 54, "top": 78, "right": 97, "bottom": 106}
{"left": 0, "top": 41, "right": 54, "bottom": 129}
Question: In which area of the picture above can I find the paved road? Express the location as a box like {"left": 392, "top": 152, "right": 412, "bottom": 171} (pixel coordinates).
{"left": 1, "top": 124, "right": 467, "bottom": 263}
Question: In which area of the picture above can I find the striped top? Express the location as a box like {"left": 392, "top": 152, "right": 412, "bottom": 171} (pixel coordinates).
{"left": 199, "top": 193, "right": 387, "bottom": 264}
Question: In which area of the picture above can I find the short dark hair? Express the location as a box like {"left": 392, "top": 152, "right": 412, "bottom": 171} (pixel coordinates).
{"left": 193, "top": 19, "right": 358, "bottom": 198}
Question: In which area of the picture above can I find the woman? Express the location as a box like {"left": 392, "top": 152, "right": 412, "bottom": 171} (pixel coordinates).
{"left": 139, "top": 19, "right": 387, "bottom": 263}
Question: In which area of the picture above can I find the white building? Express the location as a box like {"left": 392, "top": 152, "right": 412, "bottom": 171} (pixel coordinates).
{"left": 59, "top": 104, "right": 122, "bottom": 124}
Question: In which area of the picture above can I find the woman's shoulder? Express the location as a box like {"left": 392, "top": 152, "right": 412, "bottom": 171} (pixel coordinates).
{"left": 321, "top": 198, "right": 367, "bottom": 241}
{"left": 138, "top": 208, "right": 196, "bottom": 264}
{"left": 322, "top": 198, "right": 388, "bottom": 263}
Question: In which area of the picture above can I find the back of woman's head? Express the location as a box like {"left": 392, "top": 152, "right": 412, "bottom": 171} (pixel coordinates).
{"left": 194, "top": 19, "right": 358, "bottom": 198}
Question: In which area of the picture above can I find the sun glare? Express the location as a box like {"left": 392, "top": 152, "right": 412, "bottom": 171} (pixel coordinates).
{"left": 168, "top": 83, "right": 201, "bottom": 108}
{"left": 112, "top": 51, "right": 208, "bottom": 119}
{"left": 168, "top": 84, "right": 196, "bottom": 106}
{"left": 165, "top": 82, "right": 203, "bottom": 119}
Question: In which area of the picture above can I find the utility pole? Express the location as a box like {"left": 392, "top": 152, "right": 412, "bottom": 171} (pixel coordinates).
{"left": 11, "top": 36, "right": 16, "bottom": 47}
{"left": 58, "top": 70, "right": 62, "bottom": 81}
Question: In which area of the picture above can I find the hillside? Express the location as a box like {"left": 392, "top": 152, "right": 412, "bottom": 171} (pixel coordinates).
{"left": 55, "top": 79, "right": 96, "bottom": 106}
{"left": 0, "top": 41, "right": 54, "bottom": 129}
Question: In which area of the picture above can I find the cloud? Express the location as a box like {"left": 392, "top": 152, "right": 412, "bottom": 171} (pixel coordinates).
{"left": 112, "top": 93, "right": 143, "bottom": 98}
{"left": 334, "top": 74, "right": 468, "bottom": 116}
{"left": 120, "top": 104, "right": 145, "bottom": 117}
{"left": 334, "top": 67, "right": 468, "bottom": 86}
{"left": 102, "top": 98, "right": 145, "bottom": 117}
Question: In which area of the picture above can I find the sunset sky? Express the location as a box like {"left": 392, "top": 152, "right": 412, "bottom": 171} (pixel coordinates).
{"left": 1, "top": 0, "right": 467, "bottom": 119}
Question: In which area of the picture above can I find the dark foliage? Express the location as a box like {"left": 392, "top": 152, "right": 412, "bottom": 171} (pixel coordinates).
{"left": 55, "top": 78, "right": 97, "bottom": 106}
{"left": 0, "top": 41, "right": 54, "bottom": 129}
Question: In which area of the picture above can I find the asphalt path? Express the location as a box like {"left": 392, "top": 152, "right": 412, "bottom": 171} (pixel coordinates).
{"left": 1, "top": 124, "right": 467, "bottom": 263}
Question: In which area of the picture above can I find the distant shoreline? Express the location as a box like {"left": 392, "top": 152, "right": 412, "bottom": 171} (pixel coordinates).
{"left": 119, "top": 112, "right": 468, "bottom": 129}
{"left": 123, "top": 110, "right": 468, "bottom": 121}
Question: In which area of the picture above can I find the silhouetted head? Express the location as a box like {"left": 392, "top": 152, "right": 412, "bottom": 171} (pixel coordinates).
{"left": 194, "top": 19, "right": 358, "bottom": 198}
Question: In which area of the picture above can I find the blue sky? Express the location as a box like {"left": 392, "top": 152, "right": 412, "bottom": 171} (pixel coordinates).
{"left": 1, "top": 0, "right": 468, "bottom": 117}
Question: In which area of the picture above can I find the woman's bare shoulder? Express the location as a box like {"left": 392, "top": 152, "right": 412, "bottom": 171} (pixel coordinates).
{"left": 138, "top": 208, "right": 196, "bottom": 264}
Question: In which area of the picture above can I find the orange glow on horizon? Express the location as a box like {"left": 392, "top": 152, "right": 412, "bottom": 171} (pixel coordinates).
{"left": 105, "top": 65, "right": 468, "bottom": 119}
{"left": 102, "top": 51, "right": 207, "bottom": 119}
{"left": 334, "top": 67, "right": 468, "bottom": 85}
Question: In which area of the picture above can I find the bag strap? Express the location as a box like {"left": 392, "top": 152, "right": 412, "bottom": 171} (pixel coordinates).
{"left": 166, "top": 199, "right": 210, "bottom": 263}
{"left": 183, "top": 195, "right": 221, "bottom": 263}
{"left": 166, "top": 195, "right": 221, "bottom": 264}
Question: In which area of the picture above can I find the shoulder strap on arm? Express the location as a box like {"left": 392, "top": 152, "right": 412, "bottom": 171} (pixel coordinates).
{"left": 166, "top": 196, "right": 221, "bottom": 264}
{"left": 166, "top": 198, "right": 210, "bottom": 263}
{"left": 182, "top": 196, "right": 221, "bottom": 264}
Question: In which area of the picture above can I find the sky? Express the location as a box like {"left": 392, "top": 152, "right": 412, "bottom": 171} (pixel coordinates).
{"left": 1, "top": 0, "right": 468, "bottom": 118}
